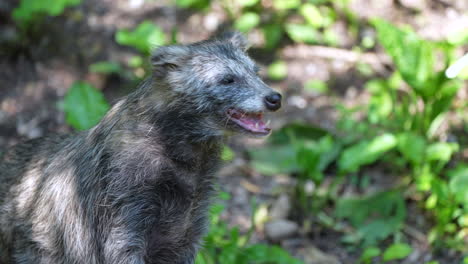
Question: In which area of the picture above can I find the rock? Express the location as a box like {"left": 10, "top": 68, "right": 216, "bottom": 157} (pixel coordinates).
{"left": 399, "top": 0, "right": 426, "bottom": 11}
{"left": 270, "top": 194, "right": 291, "bottom": 220}
{"left": 299, "top": 246, "right": 341, "bottom": 264}
{"left": 265, "top": 219, "right": 298, "bottom": 241}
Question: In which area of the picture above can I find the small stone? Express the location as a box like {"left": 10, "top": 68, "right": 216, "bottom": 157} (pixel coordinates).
{"left": 265, "top": 219, "right": 298, "bottom": 241}
{"left": 270, "top": 194, "right": 291, "bottom": 220}
{"left": 299, "top": 246, "right": 341, "bottom": 264}
{"left": 399, "top": 0, "right": 426, "bottom": 10}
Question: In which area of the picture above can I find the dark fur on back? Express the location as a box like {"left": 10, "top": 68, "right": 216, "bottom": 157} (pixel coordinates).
{"left": 0, "top": 32, "right": 279, "bottom": 264}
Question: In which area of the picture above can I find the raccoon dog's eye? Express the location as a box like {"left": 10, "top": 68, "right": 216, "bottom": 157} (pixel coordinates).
{"left": 220, "top": 75, "right": 235, "bottom": 85}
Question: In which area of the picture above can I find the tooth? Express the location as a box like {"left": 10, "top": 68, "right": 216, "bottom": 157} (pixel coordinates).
{"left": 255, "top": 123, "right": 259, "bottom": 129}
{"left": 265, "top": 120, "right": 271, "bottom": 126}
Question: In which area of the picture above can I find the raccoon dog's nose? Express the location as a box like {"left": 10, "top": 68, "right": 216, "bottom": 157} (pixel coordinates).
{"left": 264, "top": 93, "right": 282, "bottom": 111}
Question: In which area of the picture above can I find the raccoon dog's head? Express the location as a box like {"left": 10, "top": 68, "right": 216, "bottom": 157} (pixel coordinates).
{"left": 150, "top": 32, "right": 282, "bottom": 137}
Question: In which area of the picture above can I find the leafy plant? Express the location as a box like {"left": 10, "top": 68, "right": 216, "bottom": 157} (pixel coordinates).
{"left": 267, "top": 61, "right": 288, "bottom": 81}
{"left": 215, "top": 0, "right": 344, "bottom": 50}
{"left": 335, "top": 190, "right": 406, "bottom": 246}
{"left": 115, "top": 21, "right": 166, "bottom": 55}
{"left": 196, "top": 193, "right": 302, "bottom": 264}
{"left": 13, "top": 0, "right": 81, "bottom": 25}
{"left": 382, "top": 243, "right": 412, "bottom": 262}
{"left": 62, "top": 82, "right": 110, "bottom": 130}
{"left": 334, "top": 20, "right": 467, "bottom": 250}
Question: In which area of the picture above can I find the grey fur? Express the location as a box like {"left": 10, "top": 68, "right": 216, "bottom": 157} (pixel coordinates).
{"left": 0, "top": 32, "right": 280, "bottom": 264}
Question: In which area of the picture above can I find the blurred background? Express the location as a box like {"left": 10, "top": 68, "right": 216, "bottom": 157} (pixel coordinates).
{"left": 0, "top": 0, "right": 467, "bottom": 263}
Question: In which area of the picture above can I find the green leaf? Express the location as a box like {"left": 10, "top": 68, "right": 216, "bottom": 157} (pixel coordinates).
{"left": 382, "top": 243, "right": 412, "bottom": 261}
{"left": 300, "top": 3, "right": 323, "bottom": 28}
{"left": 285, "top": 23, "right": 318, "bottom": 44}
{"left": 447, "top": 165, "right": 468, "bottom": 205}
{"left": 221, "top": 145, "right": 235, "bottom": 161}
{"left": 269, "top": 123, "right": 329, "bottom": 145}
{"left": 63, "top": 82, "right": 110, "bottom": 130}
{"left": 115, "top": 21, "right": 166, "bottom": 54}
{"left": 425, "top": 142, "right": 458, "bottom": 163}
{"left": 272, "top": 0, "right": 301, "bottom": 10}
{"left": 338, "top": 134, "right": 397, "bottom": 173}
{"left": 262, "top": 24, "right": 283, "bottom": 50}
{"left": 335, "top": 190, "right": 406, "bottom": 246}
{"left": 304, "top": 80, "right": 328, "bottom": 94}
{"left": 13, "top": 0, "right": 81, "bottom": 24}
{"left": 295, "top": 136, "right": 341, "bottom": 183}
{"left": 238, "top": 0, "right": 259, "bottom": 7}
{"left": 234, "top": 12, "right": 260, "bottom": 33}
{"left": 175, "top": 0, "right": 211, "bottom": 9}
{"left": 89, "top": 61, "right": 122, "bottom": 74}
{"left": 373, "top": 19, "right": 435, "bottom": 99}
{"left": 267, "top": 60, "right": 288, "bottom": 80}
{"left": 360, "top": 247, "right": 381, "bottom": 263}
{"left": 243, "top": 244, "right": 303, "bottom": 264}
{"left": 249, "top": 145, "right": 298, "bottom": 175}
{"left": 396, "top": 132, "right": 426, "bottom": 165}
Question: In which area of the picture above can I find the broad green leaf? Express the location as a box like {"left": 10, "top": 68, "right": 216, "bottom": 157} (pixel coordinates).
{"left": 285, "top": 23, "right": 318, "bottom": 44}
{"left": 262, "top": 24, "right": 283, "bottom": 50}
{"left": 447, "top": 28, "right": 468, "bottom": 45}
{"left": 238, "top": 0, "right": 259, "bottom": 7}
{"left": 234, "top": 12, "right": 260, "bottom": 33}
{"left": 115, "top": 21, "right": 166, "bottom": 54}
{"left": 323, "top": 28, "right": 339, "bottom": 46}
{"left": 300, "top": 3, "right": 323, "bottom": 28}
{"left": 269, "top": 123, "right": 329, "bottom": 145}
{"left": 267, "top": 61, "right": 288, "bottom": 80}
{"left": 304, "top": 80, "right": 328, "bottom": 94}
{"left": 221, "top": 145, "right": 235, "bottom": 161}
{"left": 382, "top": 243, "right": 412, "bottom": 261}
{"left": 368, "top": 91, "right": 392, "bottom": 123}
{"left": 396, "top": 132, "right": 426, "bottom": 165}
{"left": 447, "top": 165, "right": 468, "bottom": 205}
{"left": 360, "top": 247, "right": 381, "bottom": 263}
{"left": 13, "top": 0, "right": 81, "bottom": 24}
{"left": 335, "top": 190, "right": 406, "bottom": 246}
{"left": 175, "top": 0, "right": 210, "bottom": 9}
{"left": 243, "top": 244, "right": 303, "bottom": 264}
{"left": 338, "top": 134, "right": 397, "bottom": 173}
{"left": 89, "top": 61, "right": 122, "bottom": 74}
{"left": 272, "top": 0, "right": 301, "bottom": 10}
{"left": 295, "top": 136, "right": 341, "bottom": 183}
{"left": 373, "top": 19, "right": 435, "bottom": 99}
{"left": 63, "top": 82, "right": 110, "bottom": 130}
{"left": 425, "top": 142, "right": 458, "bottom": 163}
{"left": 249, "top": 145, "right": 298, "bottom": 175}
{"left": 428, "top": 80, "right": 461, "bottom": 129}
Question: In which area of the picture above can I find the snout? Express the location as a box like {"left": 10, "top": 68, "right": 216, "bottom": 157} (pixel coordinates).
{"left": 264, "top": 93, "right": 282, "bottom": 111}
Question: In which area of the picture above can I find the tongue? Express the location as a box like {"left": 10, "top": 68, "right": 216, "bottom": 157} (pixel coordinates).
{"left": 238, "top": 115, "right": 269, "bottom": 133}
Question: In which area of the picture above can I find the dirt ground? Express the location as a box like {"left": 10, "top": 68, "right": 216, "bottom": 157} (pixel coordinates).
{"left": 0, "top": 0, "right": 467, "bottom": 263}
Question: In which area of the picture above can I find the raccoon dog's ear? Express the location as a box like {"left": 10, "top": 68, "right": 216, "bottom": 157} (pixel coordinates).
{"left": 218, "top": 31, "right": 249, "bottom": 51}
{"left": 151, "top": 45, "right": 190, "bottom": 77}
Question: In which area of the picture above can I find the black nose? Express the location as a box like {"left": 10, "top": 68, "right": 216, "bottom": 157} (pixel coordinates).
{"left": 264, "top": 93, "right": 282, "bottom": 111}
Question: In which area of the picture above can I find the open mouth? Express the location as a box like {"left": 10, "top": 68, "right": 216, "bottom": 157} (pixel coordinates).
{"left": 227, "top": 108, "right": 271, "bottom": 135}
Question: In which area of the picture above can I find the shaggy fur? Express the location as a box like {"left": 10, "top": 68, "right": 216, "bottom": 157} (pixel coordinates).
{"left": 0, "top": 32, "right": 280, "bottom": 264}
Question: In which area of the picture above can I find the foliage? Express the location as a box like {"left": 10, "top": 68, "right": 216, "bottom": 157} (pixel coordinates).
{"left": 338, "top": 133, "right": 396, "bottom": 173}
{"left": 382, "top": 243, "right": 413, "bottom": 262}
{"left": 89, "top": 61, "right": 123, "bottom": 75}
{"left": 115, "top": 21, "right": 167, "bottom": 55}
{"left": 11, "top": 0, "right": 467, "bottom": 261}
{"left": 219, "top": 0, "right": 343, "bottom": 49}
{"left": 13, "top": 0, "right": 81, "bottom": 25}
{"left": 335, "top": 190, "right": 406, "bottom": 246}
{"left": 196, "top": 193, "right": 302, "bottom": 264}
{"left": 267, "top": 61, "right": 288, "bottom": 81}
{"left": 62, "top": 82, "right": 110, "bottom": 130}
